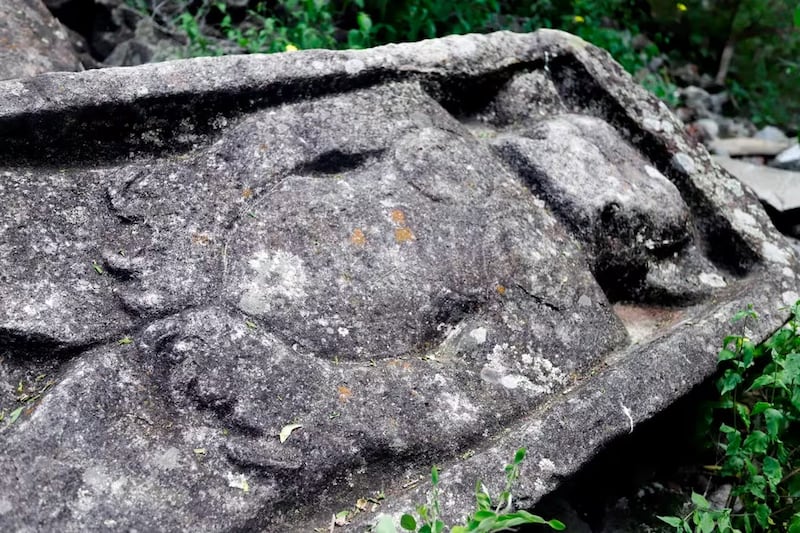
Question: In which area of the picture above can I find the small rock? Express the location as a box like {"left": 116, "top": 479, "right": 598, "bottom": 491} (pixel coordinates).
{"left": 717, "top": 116, "right": 757, "bottom": 138}
{"left": 709, "top": 137, "right": 791, "bottom": 157}
{"left": 772, "top": 143, "right": 800, "bottom": 171}
{"left": 714, "top": 155, "right": 800, "bottom": 212}
{"left": 691, "top": 118, "right": 719, "bottom": 140}
{"left": 755, "top": 125, "right": 788, "bottom": 143}
{"left": 708, "top": 484, "right": 732, "bottom": 510}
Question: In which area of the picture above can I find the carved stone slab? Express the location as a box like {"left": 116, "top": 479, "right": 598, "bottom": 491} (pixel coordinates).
{"left": 0, "top": 30, "right": 797, "bottom": 531}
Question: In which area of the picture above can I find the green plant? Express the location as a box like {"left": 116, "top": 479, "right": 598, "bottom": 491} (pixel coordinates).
{"left": 373, "top": 448, "right": 565, "bottom": 533}
{"left": 658, "top": 303, "right": 800, "bottom": 532}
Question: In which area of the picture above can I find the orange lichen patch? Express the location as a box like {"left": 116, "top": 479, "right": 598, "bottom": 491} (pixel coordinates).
{"left": 395, "top": 227, "right": 415, "bottom": 243}
{"left": 496, "top": 285, "right": 506, "bottom": 295}
{"left": 351, "top": 228, "right": 366, "bottom": 246}
{"left": 337, "top": 385, "right": 352, "bottom": 403}
{"left": 242, "top": 187, "right": 253, "bottom": 199}
{"left": 390, "top": 209, "right": 406, "bottom": 224}
{"left": 191, "top": 233, "right": 212, "bottom": 246}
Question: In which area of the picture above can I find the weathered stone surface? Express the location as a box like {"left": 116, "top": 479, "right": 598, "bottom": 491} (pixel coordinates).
{"left": 0, "top": 31, "right": 797, "bottom": 532}
{"left": 0, "top": 0, "right": 83, "bottom": 80}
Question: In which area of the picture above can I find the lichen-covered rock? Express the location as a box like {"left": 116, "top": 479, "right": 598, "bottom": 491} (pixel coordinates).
{"left": 0, "top": 31, "right": 797, "bottom": 532}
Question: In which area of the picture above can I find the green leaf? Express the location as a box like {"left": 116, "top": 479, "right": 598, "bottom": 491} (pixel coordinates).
{"left": 475, "top": 482, "right": 491, "bottom": 510}
{"left": 691, "top": 492, "right": 710, "bottom": 510}
{"left": 547, "top": 518, "right": 567, "bottom": 531}
{"left": 431, "top": 466, "right": 439, "bottom": 486}
{"left": 749, "top": 374, "right": 778, "bottom": 391}
{"left": 418, "top": 526, "right": 432, "bottom": 533}
{"left": 400, "top": 514, "right": 417, "bottom": 531}
{"left": 762, "top": 456, "right": 782, "bottom": 489}
{"left": 795, "top": 5, "right": 800, "bottom": 28}
{"left": 719, "top": 348, "right": 739, "bottom": 361}
{"left": 658, "top": 515, "right": 684, "bottom": 527}
{"left": 745, "top": 475, "right": 766, "bottom": 499}
{"left": 753, "top": 503, "right": 771, "bottom": 528}
{"left": 7, "top": 405, "right": 24, "bottom": 425}
{"left": 788, "top": 513, "right": 800, "bottom": 533}
{"left": 718, "top": 369, "right": 743, "bottom": 395}
{"left": 514, "top": 448, "right": 526, "bottom": 464}
{"left": 698, "top": 510, "right": 715, "bottom": 533}
{"left": 783, "top": 353, "right": 800, "bottom": 384}
{"left": 735, "top": 402, "right": 750, "bottom": 429}
{"left": 472, "top": 510, "right": 497, "bottom": 521}
{"left": 357, "top": 11, "right": 373, "bottom": 32}
{"left": 751, "top": 401, "right": 771, "bottom": 415}
{"left": 374, "top": 514, "right": 398, "bottom": 533}
{"left": 788, "top": 473, "right": 800, "bottom": 497}
{"left": 763, "top": 408, "right": 784, "bottom": 438}
{"left": 743, "top": 431, "right": 769, "bottom": 454}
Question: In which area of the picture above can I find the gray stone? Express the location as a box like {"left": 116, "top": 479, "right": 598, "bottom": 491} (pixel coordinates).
{"left": 755, "top": 125, "right": 789, "bottom": 143}
{"left": 0, "top": 0, "right": 83, "bottom": 80}
{"left": 708, "top": 137, "right": 792, "bottom": 157}
{"left": 772, "top": 143, "right": 800, "bottom": 172}
{"left": 0, "top": 31, "right": 796, "bottom": 532}
{"left": 692, "top": 118, "right": 720, "bottom": 140}
{"left": 714, "top": 155, "right": 800, "bottom": 212}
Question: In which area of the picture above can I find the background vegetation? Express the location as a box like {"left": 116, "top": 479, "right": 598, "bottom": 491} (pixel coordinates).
{"left": 126, "top": 0, "right": 799, "bottom": 132}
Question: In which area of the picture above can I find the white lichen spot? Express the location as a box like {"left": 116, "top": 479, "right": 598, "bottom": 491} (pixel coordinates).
{"left": 482, "top": 343, "right": 567, "bottom": 394}
{"left": 782, "top": 267, "right": 795, "bottom": 278}
{"left": 671, "top": 152, "right": 696, "bottom": 174}
{"left": 0, "top": 499, "right": 11, "bottom": 515}
{"left": 762, "top": 241, "right": 791, "bottom": 266}
{"left": 644, "top": 165, "right": 667, "bottom": 181}
{"left": 782, "top": 291, "right": 799, "bottom": 306}
{"left": 344, "top": 58, "right": 365, "bottom": 74}
{"left": 721, "top": 176, "right": 744, "bottom": 197}
{"left": 642, "top": 117, "right": 661, "bottom": 132}
{"left": 338, "top": 327, "right": 349, "bottom": 337}
{"left": 732, "top": 208, "right": 765, "bottom": 239}
{"left": 435, "top": 392, "right": 478, "bottom": 424}
{"left": 538, "top": 458, "right": 556, "bottom": 473}
{"left": 578, "top": 294, "right": 592, "bottom": 307}
{"left": 226, "top": 472, "right": 250, "bottom": 492}
{"left": 469, "top": 327, "right": 487, "bottom": 345}
{"left": 153, "top": 447, "right": 181, "bottom": 470}
{"left": 698, "top": 272, "right": 726, "bottom": 288}
{"left": 238, "top": 250, "right": 308, "bottom": 315}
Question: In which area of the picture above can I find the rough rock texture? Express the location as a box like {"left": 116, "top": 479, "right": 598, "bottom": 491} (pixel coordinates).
{"left": 0, "top": 0, "right": 83, "bottom": 80}
{"left": 0, "top": 31, "right": 798, "bottom": 532}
